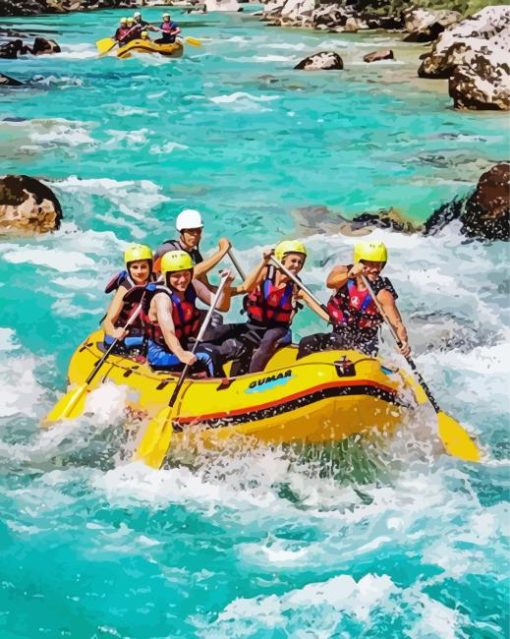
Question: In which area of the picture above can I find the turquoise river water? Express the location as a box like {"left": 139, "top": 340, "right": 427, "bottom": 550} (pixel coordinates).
{"left": 0, "top": 7, "right": 509, "bottom": 638}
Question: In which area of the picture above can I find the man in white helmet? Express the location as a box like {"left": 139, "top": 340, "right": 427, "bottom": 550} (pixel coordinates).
{"left": 132, "top": 11, "right": 158, "bottom": 34}
{"left": 154, "top": 209, "right": 232, "bottom": 291}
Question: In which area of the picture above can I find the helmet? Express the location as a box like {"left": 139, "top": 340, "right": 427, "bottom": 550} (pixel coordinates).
{"left": 120, "top": 17, "right": 127, "bottom": 24}
{"left": 141, "top": 31, "right": 148, "bottom": 38}
{"left": 126, "top": 17, "right": 134, "bottom": 24}
{"left": 124, "top": 244, "right": 153, "bottom": 265}
{"left": 353, "top": 241, "right": 388, "bottom": 264}
{"left": 175, "top": 209, "right": 203, "bottom": 232}
{"left": 161, "top": 250, "right": 193, "bottom": 274}
{"left": 134, "top": 11, "right": 141, "bottom": 18}
{"left": 274, "top": 240, "right": 307, "bottom": 263}
{"left": 163, "top": 12, "right": 170, "bottom": 18}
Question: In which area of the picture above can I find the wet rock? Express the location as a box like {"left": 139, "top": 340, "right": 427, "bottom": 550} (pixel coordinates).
{"left": 31, "top": 36, "right": 61, "bottom": 55}
{"left": 424, "top": 163, "right": 509, "bottom": 241}
{"left": 403, "top": 8, "right": 460, "bottom": 43}
{"left": 0, "top": 39, "right": 29, "bottom": 59}
{"left": 0, "top": 175, "right": 63, "bottom": 235}
{"left": 363, "top": 49, "right": 394, "bottom": 63}
{"left": 204, "top": 0, "right": 241, "bottom": 11}
{"left": 418, "top": 6, "right": 510, "bottom": 111}
{"left": 0, "top": 73, "right": 23, "bottom": 86}
{"left": 294, "top": 51, "right": 343, "bottom": 71}
{"left": 341, "top": 208, "right": 420, "bottom": 235}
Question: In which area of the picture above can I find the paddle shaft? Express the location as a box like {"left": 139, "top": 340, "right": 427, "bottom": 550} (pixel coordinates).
{"left": 167, "top": 274, "right": 229, "bottom": 408}
{"left": 86, "top": 303, "right": 143, "bottom": 385}
{"left": 270, "top": 256, "right": 329, "bottom": 316}
{"left": 227, "top": 248, "right": 246, "bottom": 280}
{"left": 361, "top": 275, "right": 441, "bottom": 413}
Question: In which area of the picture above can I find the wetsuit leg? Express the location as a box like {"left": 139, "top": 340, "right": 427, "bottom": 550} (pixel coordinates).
{"left": 104, "top": 334, "right": 145, "bottom": 352}
{"left": 248, "top": 326, "right": 290, "bottom": 373}
{"left": 147, "top": 340, "right": 182, "bottom": 369}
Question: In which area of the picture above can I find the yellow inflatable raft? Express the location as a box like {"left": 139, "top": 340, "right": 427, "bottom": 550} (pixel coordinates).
{"left": 116, "top": 39, "right": 183, "bottom": 59}
{"left": 66, "top": 330, "right": 424, "bottom": 453}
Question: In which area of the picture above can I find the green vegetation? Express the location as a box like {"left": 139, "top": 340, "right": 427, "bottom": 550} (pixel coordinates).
{"left": 345, "top": 0, "right": 507, "bottom": 18}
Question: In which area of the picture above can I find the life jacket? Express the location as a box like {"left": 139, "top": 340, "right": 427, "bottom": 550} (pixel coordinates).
{"left": 326, "top": 278, "right": 382, "bottom": 332}
{"left": 153, "top": 240, "right": 202, "bottom": 274}
{"left": 142, "top": 283, "right": 201, "bottom": 348}
{"left": 104, "top": 271, "right": 153, "bottom": 330}
{"left": 115, "top": 26, "right": 131, "bottom": 42}
{"left": 243, "top": 267, "right": 296, "bottom": 327}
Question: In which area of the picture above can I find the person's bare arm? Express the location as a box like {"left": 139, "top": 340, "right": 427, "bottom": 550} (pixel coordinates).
{"left": 326, "top": 265, "right": 349, "bottom": 289}
{"left": 155, "top": 294, "right": 196, "bottom": 365}
{"left": 377, "top": 289, "right": 410, "bottom": 356}
{"left": 102, "top": 288, "right": 127, "bottom": 339}
{"left": 193, "top": 238, "right": 231, "bottom": 279}
{"left": 194, "top": 272, "right": 234, "bottom": 312}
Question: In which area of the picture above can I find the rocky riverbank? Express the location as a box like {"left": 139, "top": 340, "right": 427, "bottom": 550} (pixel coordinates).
{"left": 0, "top": 0, "right": 135, "bottom": 16}
{"left": 262, "top": 1, "right": 510, "bottom": 111}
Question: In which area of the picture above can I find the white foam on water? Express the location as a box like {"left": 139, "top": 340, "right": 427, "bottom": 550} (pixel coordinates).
{"left": 2, "top": 246, "right": 95, "bottom": 272}
{"left": 104, "top": 128, "right": 150, "bottom": 147}
{"left": 209, "top": 92, "right": 280, "bottom": 112}
{"left": 252, "top": 54, "right": 298, "bottom": 63}
{"left": 58, "top": 43, "right": 98, "bottom": 59}
{"left": 0, "top": 353, "right": 46, "bottom": 418}
{"left": 55, "top": 175, "right": 170, "bottom": 221}
{"left": 0, "top": 327, "right": 20, "bottom": 352}
{"left": 150, "top": 141, "right": 189, "bottom": 154}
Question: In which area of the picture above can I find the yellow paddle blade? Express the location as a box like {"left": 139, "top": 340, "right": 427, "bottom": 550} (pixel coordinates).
{"left": 133, "top": 407, "right": 174, "bottom": 469}
{"left": 437, "top": 411, "right": 481, "bottom": 463}
{"left": 42, "top": 384, "right": 88, "bottom": 427}
{"left": 185, "top": 37, "right": 201, "bottom": 47}
{"left": 96, "top": 37, "right": 115, "bottom": 54}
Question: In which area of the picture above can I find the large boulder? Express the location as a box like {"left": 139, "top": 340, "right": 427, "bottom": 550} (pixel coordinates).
{"left": 418, "top": 6, "right": 510, "bottom": 111}
{"left": 294, "top": 51, "right": 343, "bottom": 71}
{"left": 280, "top": 0, "right": 314, "bottom": 26}
{"left": 0, "top": 39, "right": 29, "bottom": 59}
{"left": 0, "top": 175, "right": 63, "bottom": 234}
{"left": 448, "top": 48, "right": 509, "bottom": 110}
{"left": 424, "top": 163, "right": 509, "bottom": 241}
{"left": 403, "top": 7, "right": 460, "bottom": 43}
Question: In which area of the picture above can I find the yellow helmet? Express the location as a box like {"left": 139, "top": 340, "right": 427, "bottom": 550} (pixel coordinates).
{"left": 161, "top": 250, "right": 193, "bottom": 274}
{"left": 141, "top": 31, "right": 149, "bottom": 38}
{"left": 120, "top": 17, "right": 128, "bottom": 25}
{"left": 274, "top": 240, "right": 307, "bottom": 263}
{"left": 126, "top": 17, "right": 134, "bottom": 25}
{"left": 124, "top": 244, "right": 153, "bottom": 265}
{"left": 353, "top": 241, "right": 388, "bottom": 264}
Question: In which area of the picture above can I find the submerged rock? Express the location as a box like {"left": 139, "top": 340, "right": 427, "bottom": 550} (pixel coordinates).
{"left": 294, "top": 51, "right": 343, "bottom": 71}
{"left": 0, "top": 175, "right": 63, "bottom": 235}
{"left": 418, "top": 6, "right": 510, "bottom": 111}
{"left": 363, "top": 49, "right": 394, "bottom": 63}
{"left": 0, "top": 73, "right": 23, "bottom": 86}
{"left": 424, "top": 163, "right": 509, "bottom": 241}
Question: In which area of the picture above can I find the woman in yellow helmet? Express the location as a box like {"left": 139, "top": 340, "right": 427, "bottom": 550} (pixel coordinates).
{"left": 202, "top": 240, "right": 328, "bottom": 375}
{"left": 298, "top": 240, "right": 410, "bottom": 358}
{"left": 102, "top": 244, "right": 155, "bottom": 351}
{"left": 142, "top": 251, "right": 233, "bottom": 375}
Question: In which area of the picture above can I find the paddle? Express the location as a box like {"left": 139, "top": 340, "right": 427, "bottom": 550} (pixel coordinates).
{"left": 43, "top": 289, "right": 146, "bottom": 426}
{"left": 96, "top": 37, "right": 118, "bottom": 55}
{"left": 184, "top": 37, "right": 201, "bottom": 47}
{"left": 228, "top": 247, "right": 246, "bottom": 280}
{"left": 270, "top": 256, "right": 330, "bottom": 317}
{"left": 133, "top": 273, "right": 230, "bottom": 469}
{"left": 360, "top": 275, "right": 480, "bottom": 463}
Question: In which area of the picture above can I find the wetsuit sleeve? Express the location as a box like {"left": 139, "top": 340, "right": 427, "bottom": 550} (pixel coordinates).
{"left": 372, "top": 277, "right": 398, "bottom": 299}
{"left": 193, "top": 248, "right": 204, "bottom": 265}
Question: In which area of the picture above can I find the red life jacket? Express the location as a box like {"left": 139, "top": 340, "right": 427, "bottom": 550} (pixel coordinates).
{"left": 143, "top": 284, "right": 201, "bottom": 348}
{"left": 104, "top": 271, "right": 153, "bottom": 330}
{"left": 327, "top": 279, "right": 382, "bottom": 331}
{"left": 244, "top": 268, "right": 296, "bottom": 327}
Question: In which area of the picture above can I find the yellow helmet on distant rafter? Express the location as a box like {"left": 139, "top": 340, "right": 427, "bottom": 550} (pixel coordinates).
{"left": 274, "top": 240, "right": 307, "bottom": 263}
{"left": 161, "top": 250, "right": 193, "bottom": 274}
{"left": 124, "top": 244, "right": 153, "bottom": 265}
{"left": 353, "top": 241, "right": 388, "bottom": 264}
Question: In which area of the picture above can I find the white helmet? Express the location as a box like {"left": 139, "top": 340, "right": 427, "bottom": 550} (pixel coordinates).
{"left": 176, "top": 209, "right": 203, "bottom": 232}
{"left": 134, "top": 11, "right": 141, "bottom": 18}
